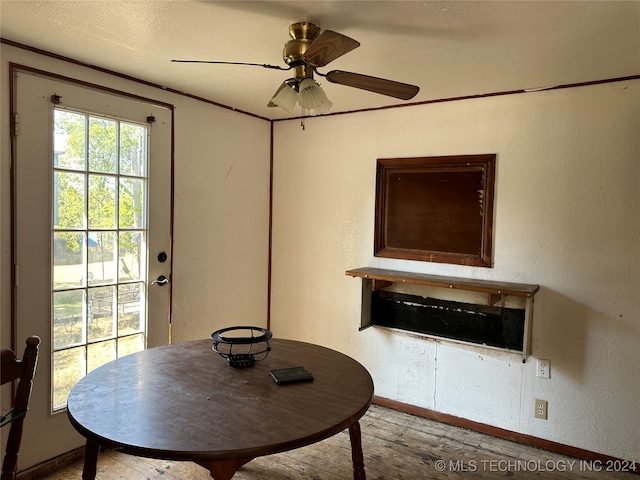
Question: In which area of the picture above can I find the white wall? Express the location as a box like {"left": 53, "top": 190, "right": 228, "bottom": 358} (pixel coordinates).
{"left": 170, "top": 93, "right": 271, "bottom": 342}
{"left": 270, "top": 80, "right": 640, "bottom": 463}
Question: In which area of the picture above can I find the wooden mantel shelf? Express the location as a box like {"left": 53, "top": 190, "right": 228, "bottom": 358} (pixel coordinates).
{"left": 346, "top": 267, "right": 539, "bottom": 305}
{"left": 346, "top": 267, "right": 540, "bottom": 359}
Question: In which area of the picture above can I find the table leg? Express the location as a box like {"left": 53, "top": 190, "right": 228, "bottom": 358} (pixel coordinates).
{"left": 196, "top": 458, "right": 253, "bottom": 480}
{"left": 81, "top": 440, "right": 100, "bottom": 480}
{"left": 348, "top": 421, "right": 366, "bottom": 480}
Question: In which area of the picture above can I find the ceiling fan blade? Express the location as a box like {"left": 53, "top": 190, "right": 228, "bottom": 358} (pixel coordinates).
{"left": 171, "top": 60, "right": 290, "bottom": 71}
{"left": 325, "top": 70, "right": 419, "bottom": 100}
{"left": 303, "top": 30, "right": 360, "bottom": 67}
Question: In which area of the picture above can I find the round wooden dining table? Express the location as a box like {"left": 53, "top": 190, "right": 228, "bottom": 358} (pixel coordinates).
{"left": 67, "top": 338, "right": 374, "bottom": 480}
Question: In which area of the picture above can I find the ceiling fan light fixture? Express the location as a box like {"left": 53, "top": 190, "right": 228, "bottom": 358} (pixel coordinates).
{"left": 297, "top": 78, "right": 332, "bottom": 113}
{"left": 175, "top": 22, "right": 420, "bottom": 116}
{"left": 307, "top": 97, "right": 333, "bottom": 116}
{"left": 270, "top": 82, "right": 298, "bottom": 114}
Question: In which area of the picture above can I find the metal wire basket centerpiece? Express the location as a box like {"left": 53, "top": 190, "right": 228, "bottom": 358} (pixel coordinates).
{"left": 211, "top": 326, "right": 272, "bottom": 368}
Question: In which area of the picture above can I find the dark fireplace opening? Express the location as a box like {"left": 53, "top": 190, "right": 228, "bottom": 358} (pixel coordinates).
{"left": 371, "top": 290, "right": 525, "bottom": 351}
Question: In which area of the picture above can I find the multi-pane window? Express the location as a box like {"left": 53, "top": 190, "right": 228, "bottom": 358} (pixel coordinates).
{"left": 51, "top": 109, "right": 149, "bottom": 411}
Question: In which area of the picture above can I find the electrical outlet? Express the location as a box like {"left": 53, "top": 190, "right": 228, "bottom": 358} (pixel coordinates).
{"left": 535, "top": 399, "right": 548, "bottom": 419}
{"left": 536, "top": 359, "right": 550, "bottom": 378}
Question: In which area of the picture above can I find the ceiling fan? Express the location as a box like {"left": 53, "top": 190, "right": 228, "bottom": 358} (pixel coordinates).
{"left": 172, "top": 22, "right": 420, "bottom": 115}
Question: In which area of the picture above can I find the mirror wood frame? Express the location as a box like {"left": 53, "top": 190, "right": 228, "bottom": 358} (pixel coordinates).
{"left": 374, "top": 154, "right": 496, "bottom": 267}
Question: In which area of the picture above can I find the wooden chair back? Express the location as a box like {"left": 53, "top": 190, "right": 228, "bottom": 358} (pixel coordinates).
{"left": 1, "top": 336, "right": 40, "bottom": 480}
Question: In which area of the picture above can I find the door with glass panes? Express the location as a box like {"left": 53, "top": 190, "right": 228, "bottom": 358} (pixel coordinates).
{"left": 12, "top": 69, "right": 173, "bottom": 469}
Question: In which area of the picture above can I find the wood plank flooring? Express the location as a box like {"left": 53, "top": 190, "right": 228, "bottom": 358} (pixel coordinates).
{"left": 36, "top": 405, "right": 636, "bottom": 479}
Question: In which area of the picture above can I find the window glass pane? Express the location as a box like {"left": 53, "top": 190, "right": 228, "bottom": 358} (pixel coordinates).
{"left": 119, "top": 177, "right": 146, "bottom": 228}
{"left": 88, "top": 117, "right": 117, "bottom": 173}
{"left": 88, "top": 231, "right": 117, "bottom": 284}
{"left": 88, "top": 286, "right": 116, "bottom": 342}
{"left": 54, "top": 110, "right": 86, "bottom": 170}
{"left": 53, "top": 232, "right": 84, "bottom": 290}
{"left": 118, "top": 231, "right": 145, "bottom": 282}
{"left": 53, "top": 171, "right": 86, "bottom": 229}
{"left": 87, "top": 340, "right": 116, "bottom": 373}
{"left": 53, "top": 346, "right": 85, "bottom": 411}
{"left": 120, "top": 123, "right": 146, "bottom": 177}
{"left": 51, "top": 109, "right": 150, "bottom": 412}
{"left": 118, "top": 334, "right": 145, "bottom": 357}
{"left": 52, "top": 290, "right": 85, "bottom": 350}
{"left": 88, "top": 174, "right": 116, "bottom": 228}
{"left": 118, "top": 283, "right": 145, "bottom": 335}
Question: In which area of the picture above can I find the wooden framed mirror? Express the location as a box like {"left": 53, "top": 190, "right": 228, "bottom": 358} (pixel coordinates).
{"left": 374, "top": 154, "right": 496, "bottom": 267}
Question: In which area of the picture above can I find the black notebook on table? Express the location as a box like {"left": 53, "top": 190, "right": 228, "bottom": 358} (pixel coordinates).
{"left": 269, "top": 366, "right": 314, "bottom": 385}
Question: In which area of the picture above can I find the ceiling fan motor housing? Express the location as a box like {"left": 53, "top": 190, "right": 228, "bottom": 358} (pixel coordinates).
{"left": 283, "top": 22, "right": 320, "bottom": 79}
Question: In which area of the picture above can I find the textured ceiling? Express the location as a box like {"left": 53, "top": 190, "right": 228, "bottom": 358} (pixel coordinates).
{"left": 1, "top": 1, "right": 639, "bottom": 120}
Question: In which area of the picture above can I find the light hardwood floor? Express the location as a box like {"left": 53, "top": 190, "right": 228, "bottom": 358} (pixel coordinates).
{"left": 37, "top": 405, "right": 636, "bottom": 479}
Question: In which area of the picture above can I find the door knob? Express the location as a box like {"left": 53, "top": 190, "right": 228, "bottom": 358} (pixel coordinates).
{"left": 151, "top": 275, "right": 169, "bottom": 286}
